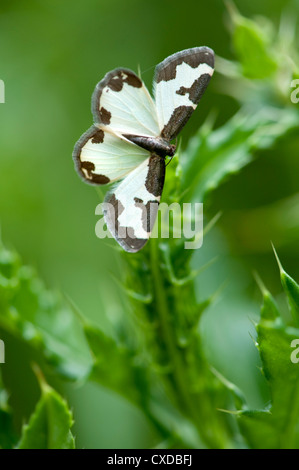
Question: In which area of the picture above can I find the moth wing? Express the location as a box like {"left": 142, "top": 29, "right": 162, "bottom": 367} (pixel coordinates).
{"left": 92, "top": 68, "right": 160, "bottom": 138}
{"left": 153, "top": 46, "right": 214, "bottom": 141}
{"left": 103, "top": 155, "right": 165, "bottom": 252}
{"left": 73, "top": 126, "right": 150, "bottom": 185}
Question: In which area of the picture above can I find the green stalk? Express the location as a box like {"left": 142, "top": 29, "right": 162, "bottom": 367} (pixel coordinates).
{"left": 150, "top": 237, "right": 193, "bottom": 413}
{"left": 149, "top": 236, "right": 228, "bottom": 448}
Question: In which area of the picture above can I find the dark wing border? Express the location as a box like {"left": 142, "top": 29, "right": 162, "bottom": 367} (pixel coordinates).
{"left": 104, "top": 154, "right": 165, "bottom": 253}
{"left": 154, "top": 46, "right": 215, "bottom": 140}
{"left": 72, "top": 125, "right": 111, "bottom": 185}
{"left": 154, "top": 46, "right": 214, "bottom": 85}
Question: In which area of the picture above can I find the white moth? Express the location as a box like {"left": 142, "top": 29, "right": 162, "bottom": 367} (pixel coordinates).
{"left": 73, "top": 47, "right": 214, "bottom": 252}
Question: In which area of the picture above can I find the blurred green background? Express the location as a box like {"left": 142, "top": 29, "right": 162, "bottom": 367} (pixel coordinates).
{"left": 0, "top": 0, "right": 298, "bottom": 448}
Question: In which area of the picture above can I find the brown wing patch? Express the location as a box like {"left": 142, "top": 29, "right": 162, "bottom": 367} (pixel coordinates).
{"left": 145, "top": 155, "right": 165, "bottom": 197}
{"left": 73, "top": 126, "right": 111, "bottom": 185}
{"left": 99, "top": 107, "right": 111, "bottom": 125}
{"left": 123, "top": 73, "right": 143, "bottom": 89}
{"left": 176, "top": 74, "right": 212, "bottom": 104}
{"left": 161, "top": 106, "right": 194, "bottom": 141}
{"left": 133, "top": 199, "right": 159, "bottom": 233}
{"left": 80, "top": 161, "right": 110, "bottom": 184}
{"left": 107, "top": 71, "right": 142, "bottom": 92}
{"left": 91, "top": 129, "right": 104, "bottom": 143}
{"left": 92, "top": 68, "right": 143, "bottom": 123}
{"left": 155, "top": 46, "right": 214, "bottom": 83}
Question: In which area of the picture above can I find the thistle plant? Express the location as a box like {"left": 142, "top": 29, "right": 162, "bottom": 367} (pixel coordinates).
{"left": 0, "top": 5, "right": 299, "bottom": 449}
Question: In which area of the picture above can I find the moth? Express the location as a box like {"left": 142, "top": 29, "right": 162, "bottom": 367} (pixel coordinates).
{"left": 73, "top": 47, "right": 214, "bottom": 252}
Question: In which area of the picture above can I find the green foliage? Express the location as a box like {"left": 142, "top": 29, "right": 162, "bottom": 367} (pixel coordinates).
{"left": 18, "top": 368, "right": 75, "bottom": 449}
{"left": 226, "top": 0, "right": 278, "bottom": 79}
{"left": 237, "top": 258, "right": 299, "bottom": 448}
{"left": 180, "top": 106, "right": 299, "bottom": 203}
{"left": 0, "top": 371, "right": 17, "bottom": 449}
{"left": 0, "top": 239, "right": 91, "bottom": 381}
{"left": 0, "top": 4, "right": 299, "bottom": 449}
{"left": 84, "top": 322, "right": 147, "bottom": 406}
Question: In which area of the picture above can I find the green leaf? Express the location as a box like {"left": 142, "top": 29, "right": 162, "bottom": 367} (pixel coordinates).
{"left": 237, "top": 410, "right": 275, "bottom": 449}
{"left": 227, "top": 1, "right": 277, "bottom": 79}
{"left": 83, "top": 321, "right": 191, "bottom": 445}
{"left": 84, "top": 322, "right": 147, "bottom": 407}
{"left": 239, "top": 323, "right": 299, "bottom": 448}
{"left": 272, "top": 245, "right": 299, "bottom": 326}
{"left": 281, "top": 270, "right": 299, "bottom": 326}
{"left": 180, "top": 107, "right": 299, "bottom": 202}
{"left": 18, "top": 372, "right": 75, "bottom": 449}
{"left": 238, "top": 271, "right": 299, "bottom": 448}
{"left": 255, "top": 273, "right": 280, "bottom": 321}
{"left": 0, "top": 372, "right": 17, "bottom": 449}
{"left": 0, "top": 239, "right": 92, "bottom": 380}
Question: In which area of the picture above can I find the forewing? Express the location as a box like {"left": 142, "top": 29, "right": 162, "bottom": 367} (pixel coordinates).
{"left": 92, "top": 68, "right": 160, "bottom": 138}
{"left": 154, "top": 47, "right": 214, "bottom": 141}
{"left": 73, "top": 126, "right": 149, "bottom": 185}
{"left": 103, "top": 155, "right": 165, "bottom": 252}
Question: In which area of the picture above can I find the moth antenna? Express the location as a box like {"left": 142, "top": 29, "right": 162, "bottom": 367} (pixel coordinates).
{"left": 166, "top": 155, "right": 174, "bottom": 167}
{"left": 166, "top": 137, "right": 178, "bottom": 166}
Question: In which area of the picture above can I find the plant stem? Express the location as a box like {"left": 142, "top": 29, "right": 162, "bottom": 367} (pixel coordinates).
{"left": 150, "top": 237, "right": 193, "bottom": 413}
{"left": 149, "top": 237, "right": 227, "bottom": 448}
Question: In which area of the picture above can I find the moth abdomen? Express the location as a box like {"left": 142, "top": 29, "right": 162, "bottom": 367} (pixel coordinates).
{"left": 123, "top": 134, "right": 176, "bottom": 158}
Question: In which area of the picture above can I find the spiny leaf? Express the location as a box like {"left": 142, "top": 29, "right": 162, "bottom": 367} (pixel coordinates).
{"left": 0, "top": 240, "right": 92, "bottom": 380}
{"left": 180, "top": 107, "right": 299, "bottom": 203}
{"left": 18, "top": 369, "right": 75, "bottom": 449}
{"left": 0, "top": 371, "right": 17, "bottom": 449}
{"left": 211, "top": 367, "right": 246, "bottom": 411}
{"left": 272, "top": 245, "right": 299, "bottom": 326}
{"left": 254, "top": 272, "right": 281, "bottom": 321}
{"left": 84, "top": 321, "right": 148, "bottom": 407}
{"left": 226, "top": 0, "right": 278, "bottom": 79}
{"left": 238, "top": 268, "right": 299, "bottom": 448}
{"left": 281, "top": 270, "right": 299, "bottom": 325}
